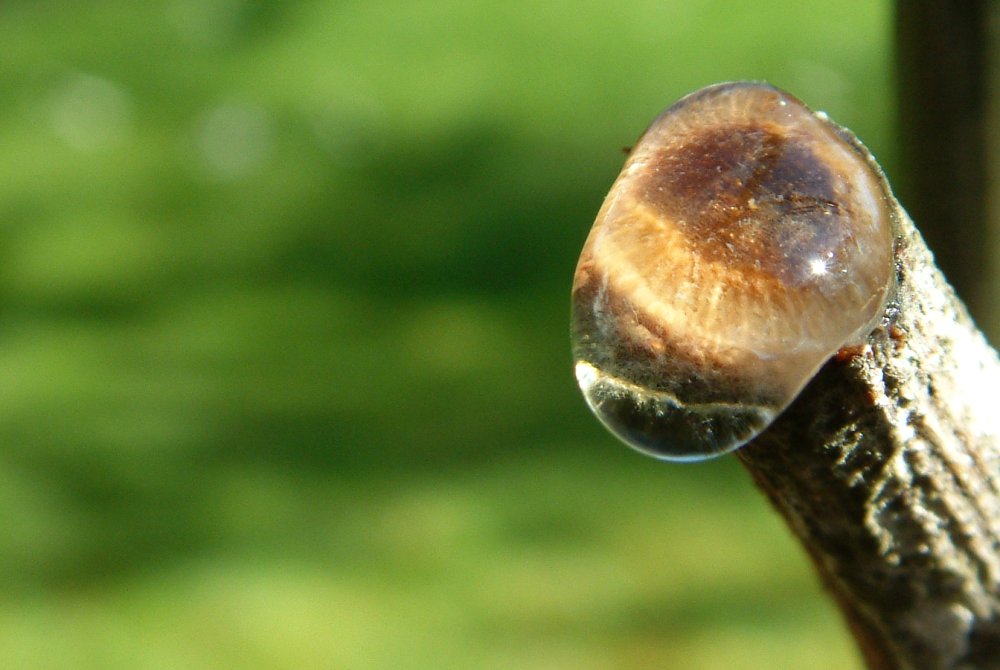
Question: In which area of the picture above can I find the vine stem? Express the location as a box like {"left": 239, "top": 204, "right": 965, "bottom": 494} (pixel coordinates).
{"left": 736, "top": 202, "right": 1000, "bottom": 669}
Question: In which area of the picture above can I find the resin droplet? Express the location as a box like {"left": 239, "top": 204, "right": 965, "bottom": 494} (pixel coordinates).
{"left": 571, "top": 82, "right": 896, "bottom": 461}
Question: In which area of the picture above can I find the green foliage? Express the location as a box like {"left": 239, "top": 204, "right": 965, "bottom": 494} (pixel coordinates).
{"left": 0, "top": 1, "right": 890, "bottom": 667}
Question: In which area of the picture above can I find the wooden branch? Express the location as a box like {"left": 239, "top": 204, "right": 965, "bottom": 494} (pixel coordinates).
{"left": 569, "top": 79, "right": 1000, "bottom": 668}
{"left": 736, "top": 202, "right": 1000, "bottom": 669}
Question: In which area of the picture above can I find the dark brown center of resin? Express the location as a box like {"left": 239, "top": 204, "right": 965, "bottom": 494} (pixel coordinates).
{"left": 639, "top": 124, "right": 849, "bottom": 285}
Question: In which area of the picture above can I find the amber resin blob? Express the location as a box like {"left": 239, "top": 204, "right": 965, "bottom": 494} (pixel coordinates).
{"left": 571, "top": 82, "right": 896, "bottom": 461}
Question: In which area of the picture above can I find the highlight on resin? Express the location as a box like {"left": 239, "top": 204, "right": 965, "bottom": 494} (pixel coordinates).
{"left": 571, "top": 82, "right": 896, "bottom": 461}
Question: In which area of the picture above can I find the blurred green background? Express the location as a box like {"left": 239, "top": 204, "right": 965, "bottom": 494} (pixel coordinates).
{"left": 1, "top": 1, "right": 894, "bottom": 668}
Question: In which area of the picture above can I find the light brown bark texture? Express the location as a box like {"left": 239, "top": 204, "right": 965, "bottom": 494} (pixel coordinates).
{"left": 736, "top": 202, "right": 1000, "bottom": 669}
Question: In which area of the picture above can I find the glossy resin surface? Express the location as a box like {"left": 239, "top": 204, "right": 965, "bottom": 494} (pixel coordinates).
{"left": 571, "top": 82, "right": 896, "bottom": 460}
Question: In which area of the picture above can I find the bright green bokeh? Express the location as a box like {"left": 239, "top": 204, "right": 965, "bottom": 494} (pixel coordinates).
{"left": 0, "top": 1, "right": 891, "bottom": 668}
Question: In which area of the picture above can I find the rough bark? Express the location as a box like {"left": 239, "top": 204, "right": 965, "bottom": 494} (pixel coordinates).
{"left": 736, "top": 202, "right": 1000, "bottom": 669}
